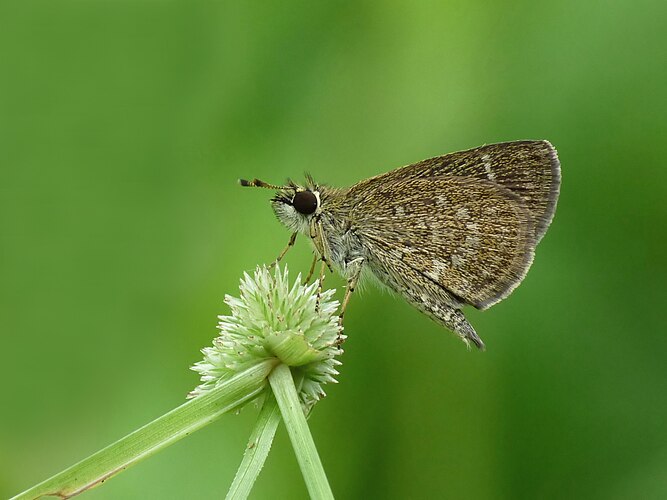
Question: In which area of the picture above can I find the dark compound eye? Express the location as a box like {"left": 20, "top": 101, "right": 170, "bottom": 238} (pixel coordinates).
{"left": 292, "top": 190, "right": 318, "bottom": 215}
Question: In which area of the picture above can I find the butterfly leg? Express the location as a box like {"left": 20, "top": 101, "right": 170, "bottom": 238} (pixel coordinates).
{"left": 310, "top": 218, "right": 334, "bottom": 311}
{"left": 269, "top": 232, "right": 297, "bottom": 269}
{"left": 305, "top": 252, "right": 319, "bottom": 283}
{"left": 310, "top": 218, "right": 333, "bottom": 274}
{"left": 339, "top": 257, "right": 364, "bottom": 327}
{"left": 314, "top": 258, "right": 328, "bottom": 313}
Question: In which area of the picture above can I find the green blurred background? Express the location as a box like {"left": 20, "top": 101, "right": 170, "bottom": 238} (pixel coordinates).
{"left": 2, "top": 1, "right": 666, "bottom": 498}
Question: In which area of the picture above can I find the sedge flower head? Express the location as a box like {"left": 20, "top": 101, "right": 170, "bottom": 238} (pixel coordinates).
{"left": 189, "top": 265, "right": 344, "bottom": 412}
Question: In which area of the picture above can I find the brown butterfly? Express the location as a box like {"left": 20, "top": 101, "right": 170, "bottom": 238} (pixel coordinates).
{"left": 241, "top": 140, "right": 561, "bottom": 349}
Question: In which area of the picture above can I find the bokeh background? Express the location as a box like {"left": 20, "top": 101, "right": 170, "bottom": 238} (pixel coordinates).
{"left": 2, "top": 1, "right": 666, "bottom": 498}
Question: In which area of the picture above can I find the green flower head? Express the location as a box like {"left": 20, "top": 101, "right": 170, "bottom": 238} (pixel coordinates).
{"left": 190, "top": 265, "right": 344, "bottom": 412}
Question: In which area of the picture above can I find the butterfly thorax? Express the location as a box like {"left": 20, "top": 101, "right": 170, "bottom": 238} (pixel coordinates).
{"left": 317, "top": 194, "right": 367, "bottom": 278}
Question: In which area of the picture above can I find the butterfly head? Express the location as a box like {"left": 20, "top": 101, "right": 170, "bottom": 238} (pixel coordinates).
{"left": 239, "top": 176, "right": 321, "bottom": 234}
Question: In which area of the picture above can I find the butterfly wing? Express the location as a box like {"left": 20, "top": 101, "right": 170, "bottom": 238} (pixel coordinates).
{"left": 349, "top": 175, "right": 537, "bottom": 310}
{"left": 358, "top": 140, "right": 560, "bottom": 243}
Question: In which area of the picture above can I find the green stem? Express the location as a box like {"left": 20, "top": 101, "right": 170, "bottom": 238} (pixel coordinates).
{"left": 226, "top": 392, "right": 281, "bottom": 500}
{"left": 268, "top": 364, "right": 333, "bottom": 500}
{"left": 12, "top": 360, "right": 277, "bottom": 500}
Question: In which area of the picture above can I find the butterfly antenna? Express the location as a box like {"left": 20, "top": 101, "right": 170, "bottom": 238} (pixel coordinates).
{"left": 238, "top": 178, "right": 290, "bottom": 190}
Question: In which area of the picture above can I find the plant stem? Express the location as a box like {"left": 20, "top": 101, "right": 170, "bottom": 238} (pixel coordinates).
{"left": 226, "top": 392, "right": 281, "bottom": 500}
{"left": 268, "top": 364, "right": 333, "bottom": 500}
{"left": 12, "top": 359, "right": 277, "bottom": 500}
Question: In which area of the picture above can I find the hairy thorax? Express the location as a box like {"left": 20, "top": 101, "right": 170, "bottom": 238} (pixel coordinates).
{"left": 317, "top": 204, "right": 367, "bottom": 279}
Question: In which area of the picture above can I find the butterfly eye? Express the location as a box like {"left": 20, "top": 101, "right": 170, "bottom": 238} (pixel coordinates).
{"left": 292, "top": 190, "right": 318, "bottom": 215}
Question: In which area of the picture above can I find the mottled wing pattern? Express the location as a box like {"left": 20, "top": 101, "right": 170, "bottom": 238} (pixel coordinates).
{"left": 358, "top": 242, "right": 488, "bottom": 348}
{"left": 348, "top": 176, "right": 536, "bottom": 310}
{"left": 363, "top": 140, "right": 560, "bottom": 243}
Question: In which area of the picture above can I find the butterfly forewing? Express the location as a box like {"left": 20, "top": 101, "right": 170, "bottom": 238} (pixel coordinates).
{"left": 358, "top": 140, "right": 560, "bottom": 243}
{"left": 349, "top": 175, "right": 536, "bottom": 309}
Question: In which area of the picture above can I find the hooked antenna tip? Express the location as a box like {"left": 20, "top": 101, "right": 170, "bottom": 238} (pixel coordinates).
{"left": 239, "top": 178, "right": 287, "bottom": 190}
